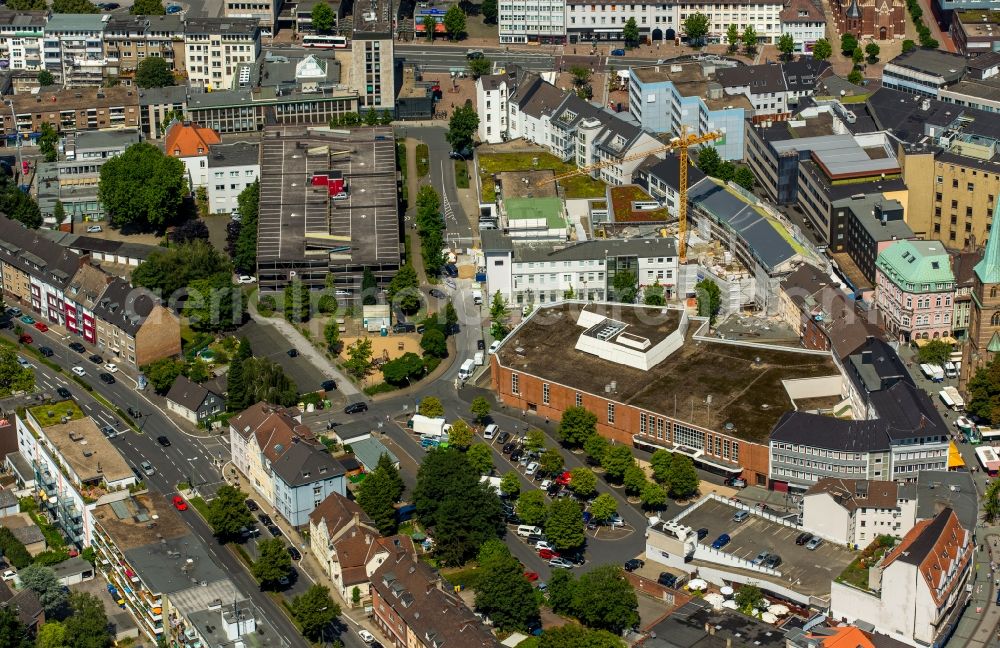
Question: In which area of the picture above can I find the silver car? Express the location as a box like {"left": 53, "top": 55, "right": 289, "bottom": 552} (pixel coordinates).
{"left": 140, "top": 461, "right": 155, "bottom": 476}
{"left": 805, "top": 536, "right": 823, "bottom": 551}
{"left": 549, "top": 557, "right": 574, "bottom": 569}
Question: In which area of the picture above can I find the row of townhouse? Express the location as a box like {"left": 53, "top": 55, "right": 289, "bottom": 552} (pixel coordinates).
{"left": 0, "top": 11, "right": 260, "bottom": 89}
{"left": 0, "top": 214, "right": 181, "bottom": 367}
{"left": 228, "top": 402, "right": 347, "bottom": 527}
{"left": 498, "top": 0, "right": 822, "bottom": 48}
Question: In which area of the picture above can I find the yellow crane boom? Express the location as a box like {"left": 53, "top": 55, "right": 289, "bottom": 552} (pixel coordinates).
{"left": 543, "top": 127, "right": 722, "bottom": 261}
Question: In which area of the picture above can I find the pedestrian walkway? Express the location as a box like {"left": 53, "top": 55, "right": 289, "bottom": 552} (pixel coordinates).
{"left": 247, "top": 311, "right": 360, "bottom": 397}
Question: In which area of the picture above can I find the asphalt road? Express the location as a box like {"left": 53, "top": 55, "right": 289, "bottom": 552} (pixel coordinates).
{"left": 394, "top": 43, "right": 659, "bottom": 74}
{"left": 400, "top": 125, "right": 475, "bottom": 244}
{"left": 236, "top": 319, "right": 333, "bottom": 397}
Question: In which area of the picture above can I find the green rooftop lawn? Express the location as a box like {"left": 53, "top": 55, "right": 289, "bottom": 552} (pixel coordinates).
{"left": 30, "top": 400, "right": 85, "bottom": 427}
{"left": 478, "top": 152, "right": 606, "bottom": 202}
{"left": 836, "top": 535, "right": 896, "bottom": 591}
{"left": 610, "top": 185, "right": 668, "bottom": 222}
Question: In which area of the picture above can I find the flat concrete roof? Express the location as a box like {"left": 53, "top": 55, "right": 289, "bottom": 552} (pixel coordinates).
{"left": 497, "top": 170, "right": 559, "bottom": 199}
{"left": 770, "top": 135, "right": 900, "bottom": 179}
{"left": 92, "top": 493, "right": 190, "bottom": 552}
{"left": 681, "top": 498, "right": 855, "bottom": 600}
{"left": 629, "top": 63, "right": 753, "bottom": 111}
{"left": 497, "top": 303, "right": 840, "bottom": 442}
{"left": 40, "top": 416, "right": 132, "bottom": 485}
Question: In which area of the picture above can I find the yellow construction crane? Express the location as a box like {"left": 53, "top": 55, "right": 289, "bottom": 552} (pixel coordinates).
{"left": 543, "top": 127, "right": 722, "bottom": 261}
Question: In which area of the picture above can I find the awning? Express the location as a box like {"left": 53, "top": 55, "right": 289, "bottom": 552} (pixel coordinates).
{"left": 914, "top": 337, "right": 958, "bottom": 347}
{"left": 631, "top": 436, "right": 742, "bottom": 473}
{"left": 949, "top": 442, "right": 965, "bottom": 469}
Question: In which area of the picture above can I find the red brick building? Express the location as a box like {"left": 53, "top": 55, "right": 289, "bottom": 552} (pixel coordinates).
{"left": 831, "top": 0, "right": 906, "bottom": 40}
{"left": 490, "top": 302, "right": 844, "bottom": 486}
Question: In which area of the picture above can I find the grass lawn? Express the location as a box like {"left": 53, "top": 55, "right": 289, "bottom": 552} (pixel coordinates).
{"left": 189, "top": 495, "right": 211, "bottom": 519}
{"left": 455, "top": 159, "right": 469, "bottom": 188}
{"left": 416, "top": 143, "right": 430, "bottom": 177}
{"left": 610, "top": 185, "right": 667, "bottom": 222}
{"left": 477, "top": 152, "right": 606, "bottom": 202}
{"left": 441, "top": 565, "right": 484, "bottom": 591}
{"left": 29, "top": 400, "right": 84, "bottom": 426}
{"left": 836, "top": 536, "right": 896, "bottom": 590}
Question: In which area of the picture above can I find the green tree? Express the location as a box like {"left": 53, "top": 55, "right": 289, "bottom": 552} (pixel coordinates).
{"left": 601, "top": 445, "right": 635, "bottom": 483}
{"left": 467, "top": 443, "right": 494, "bottom": 475}
{"left": 734, "top": 166, "right": 756, "bottom": 191}
{"left": 0, "top": 174, "right": 42, "bottom": 229}
{"left": 20, "top": 564, "right": 67, "bottom": 616}
{"left": 39, "top": 122, "right": 58, "bottom": 163}
{"left": 812, "top": 38, "right": 832, "bottom": 61}
{"left": 233, "top": 181, "right": 259, "bottom": 273}
{"left": 666, "top": 453, "right": 699, "bottom": 499}
{"left": 482, "top": 0, "right": 498, "bottom": 23}
{"left": 902, "top": 39, "right": 916, "bottom": 53}
{"left": 468, "top": 57, "right": 492, "bottom": 79}
{"left": 589, "top": 493, "right": 617, "bottom": 523}
{"left": 612, "top": 269, "right": 637, "bottom": 304}
{"left": 291, "top": 585, "right": 339, "bottom": 641}
{"left": 725, "top": 24, "right": 740, "bottom": 53}
{"left": 683, "top": 13, "right": 709, "bottom": 45}
{"left": 135, "top": 57, "right": 174, "bottom": 88}
{"left": 516, "top": 490, "right": 548, "bottom": 526}
{"left": 35, "top": 621, "right": 67, "bottom": 648}
{"left": 490, "top": 290, "right": 509, "bottom": 340}
{"left": 363, "top": 107, "right": 379, "bottom": 126}
{"left": 418, "top": 396, "right": 445, "bottom": 417}
{"left": 640, "top": 481, "right": 667, "bottom": 509}
{"left": 376, "top": 452, "right": 405, "bottom": 501}
{"left": 643, "top": 281, "right": 666, "bottom": 306}
{"left": 143, "top": 357, "right": 183, "bottom": 394}
{"left": 918, "top": 339, "right": 951, "bottom": 365}
{"left": 253, "top": 537, "right": 293, "bottom": 585}
{"left": 37, "top": 70, "right": 54, "bottom": 86}
{"left": 236, "top": 357, "right": 298, "bottom": 407}
{"left": 311, "top": 2, "right": 335, "bottom": 32}
{"left": 546, "top": 498, "right": 585, "bottom": 551}
{"left": 98, "top": 142, "right": 186, "bottom": 231}
{"left": 53, "top": 200, "right": 68, "bottom": 226}
{"left": 697, "top": 145, "right": 721, "bottom": 176}
{"left": 742, "top": 26, "right": 758, "bottom": 54}
{"left": 0, "top": 608, "right": 29, "bottom": 648}
{"left": 344, "top": 337, "right": 374, "bottom": 379}
{"left": 623, "top": 464, "right": 647, "bottom": 496}
{"left": 840, "top": 32, "right": 858, "bottom": 55}
{"left": 357, "top": 464, "right": 401, "bottom": 535}
{"left": 0, "top": 528, "right": 30, "bottom": 569}
{"left": 865, "top": 41, "right": 880, "bottom": 63}
{"left": 969, "top": 355, "right": 1000, "bottom": 423}
{"left": 735, "top": 584, "right": 765, "bottom": 613}
{"left": 649, "top": 449, "right": 673, "bottom": 485}
{"left": 622, "top": 17, "right": 640, "bottom": 47}
{"left": 558, "top": 406, "right": 597, "bottom": 447}
{"left": 695, "top": 278, "right": 722, "bottom": 326}
{"left": 571, "top": 565, "right": 639, "bottom": 634}
{"left": 474, "top": 540, "right": 539, "bottom": 631}
{"left": 568, "top": 467, "right": 597, "bottom": 498}
{"left": 584, "top": 434, "right": 609, "bottom": 465}
{"left": 360, "top": 267, "right": 377, "bottom": 305}
{"left": 986, "top": 479, "right": 1000, "bottom": 523}
{"left": 387, "top": 264, "right": 421, "bottom": 314}
{"left": 420, "top": 328, "right": 448, "bottom": 358}
{"left": 284, "top": 279, "right": 311, "bottom": 323}
{"left": 470, "top": 396, "right": 492, "bottom": 424}
{"left": 52, "top": 0, "right": 99, "bottom": 12}
{"left": 206, "top": 484, "right": 255, "bottom": 539}
{"left": 851, "top": 46, "right": 863, "bottom": 65}
{"left": 0, "top": 347, "right": 34, "bottom": 397}
{"left": 64, "top": 592, "right": 112, "bottom": 648}
{"left": 324, "top": 318, "right": 342, "bottom": 354}
{"left": 184, "top": 275, "right": 246, "bottom": 332}
{"left": 133, "top": 240, "right": 230, "bottom": 298}
{"left": 500, "top": 471, "right": 521, "bottom": 499}
{"left": 132, "top": 0, "right": 166, "bottom": 13}
{"left": 777, "top": 33, "right": 795, "bottom": 59}
{"left": 539, "top": 626, "right": 625, "bottom": 648}
{"left": 539, "top": 448, "right": 565, "bottom": 476}
{"left": 443, "top": 4, "right": 466, "bottom": 40}
{"left": 446, "top": 102, "right": 479, "bottom": 154}
{"left": 847, "top": 68, "right": 864, "bottom": 85}
{"left": 381, "top": 352, "right": 424, "bottom": 386}
{"left": 525, "top": 428, "right": 546, "bottom": 453}
{"left": 570, "top": 66, "right": 591, "bottom": 88}
{"left": 547, "top": 569, "right": 576, "bottom": 615}
{"left": 448, "top": 419, "right": 475, "bottom": 449}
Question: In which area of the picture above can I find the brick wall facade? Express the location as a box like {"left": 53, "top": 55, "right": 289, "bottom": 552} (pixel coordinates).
{"left": 371, "top": 587, "right": 407, "bottom": 647}
{"left": 134, "top": 305, "right": 181, "bottom": 367}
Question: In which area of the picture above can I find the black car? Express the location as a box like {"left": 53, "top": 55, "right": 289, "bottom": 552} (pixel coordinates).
{"left": 429, "top": 288, "right": 446, "bottom": 299}
{"left": 38, "top": 346, "right": 53, "bottom": 357}
{"left": 443, "top": 263, "right": 459, "bottom": 278}
{"left": 287, "top": 348, "right": 298, "bottom": 357}
{"left": 56, "top": 387, "right": 71, "bottom": 399}
{"left": 88, "top": 354, "right": 102, "bottom": 364}
{"left": 258, "top": 513, "right": 273, "bottom": 526}
{"left": 510, "top": 449, "right": 523, "bottom": 462}
{"left": 657, "top": 572, "right": 678, "bottom": 588}
{"left": 99, "top": 373, "right": 115, "bottom": 385}
{"left": 416, "top": 324, "right": 426, "bottom": 334}
{"left": 502, "top": 442, "right": 517, "bottom": 454}
{"left": 287, "top": 546, "right": 302, "bottom": 561}
{"left": 344, "top": 401, "right": 368, "bottom": 414}
{"left": 562, "top": 550, "right": 586, "bottom": 565}
{"left": 496, "top": 431, "right": 511, "bottom": 445}
{"left": 696, "top": 527, "right": 709, "bottom": 540}
{"left": 157, "top": 435, "right": 171, "bottom": 447}
{"left": 268, "top": 525, "right": 283, "bottom": 537}
{"left": 245, "top": 499, "right": 259, "bottom": 512}
{"left": 795, "top": 532, "right": 813, "bottom": 546}
{"left": 624, "top": 559, "right": 644, "bottom": 572}
{"left": 69, "top": 342, "right": 86, "bottom": 353}
{"left": 393, "top": 322, "right": 416, "bottom": 333}
{"left": 547, "top": 483, "right": 562, "bottom": 496}
{"left": 321, "top": 380, "right": 337, "bottom": 391}
{"left": 763, "top": 554, "right": 782, "bottom": 569}
{"left": 477, "top": 339, "right": 485, "bottom": 350}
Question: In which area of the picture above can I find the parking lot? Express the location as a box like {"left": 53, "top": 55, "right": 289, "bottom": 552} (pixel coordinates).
{"left": 681, "top": 498, "right": 855, "bottom": 597}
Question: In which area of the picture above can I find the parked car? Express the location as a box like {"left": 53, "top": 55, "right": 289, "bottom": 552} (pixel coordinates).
{"left": 549, "top": 557, "right": 574, "bottom": 569}
{"left": 477, "top": 339, "right": 486, "bottom": 350}
{"left": 288, "top": 546, "right": 302, "bottom": 561}
{"left": 496, "top": 431, "right": 511, "bottom": 445}
{"left": 525, "top": 462, "right": 539, "bottom": 476}
{"left": 393, "top": 322, "right": 416, "bottom": 333}
{"left": 166, "top": 4, "right": 182, "bottom": 13}
{"left": 344, "top": 401, "right": 368, "bottom": 414}
{"left": 69, "top": 342, "right": 86, "bottom": 353}
{"left": 611, "top": 48, "right": 626, "bottom": 56}
{"left": 33, "top": 321, "right": 48, "bottom": 332}
{"left": 99, "top": 372, "right": 115, "bottom": 385}
{"left": 157, "top": 436, "right": 171, "bottom": 447}
{"left": 71, "top": 366, "right": 86, "bottom": 377}
{"left": 287, "top": 348, "right": 298, "bottom": 357}
{"left": 538, "top": 548, "right": 559, "bottom": 559}
{"left": 795, "top": 532, "right": 813, "bottom": 546}
{"left": 140, "top": 461, "right": 155, "bottom": 476}
{"left": 258, "top": 513, "right": 273, "bottom": 526}
{"left": 429, "top": 288, "right": 446, "bottom": 299}
{"left": 86, "top": 225, "right": 103, "bottom": 233}
{"left": 751, "top": 550, "right": 770, "bottom": 566}
{"left": 711, "top": 534, "right": 731, "bottom": 549}
{"left": 696, "top": 527, "right": 709, "bottom": 540}
{"left": 268, "top": 525, "right": 283, "bottom": 537}
{"left": 321, "top": 379, "right": 337, "bottom": 391}
{"left": 38, "top": 346, "right": 53, "bottom": 357}
{"left": 245, "top": 499, "right": 259, "bottom": 512}
{"left": 488, "top": 340, "right": 502, "bottom": 354}
{"left": 19, "top": 315, "right": 33, "bottom": 325}
{"left": 510, "top": 449, "right": 523, "bottom": 462}
{"left": 88, "top": 354, "right": 102, "bottom": 363}
{"left": 523, "top": 571, "right": 539, "bottom": 582}
{"left": 624, "top": 558, "right": 644, "bottom": 572}
{"left": 763, "top": 554, "right": 782, "bottom": 569}
{"left": 172, "top": 496, "right": 188, "bottom": 511}
{"left": 657, "top": 572, "right": 678, "bottom": 588}
{"left": 358, "top": 630, "right": 375, "bottom": 644}
{"left": 103, "top": 363, "right": 118, "bottom": 373}
{"left": 805, "top": 536, "right": 823, "bottom": 551}
{"left": 502, "top": 442, "right": 518, "bottom": 454}
{"left": 562, "top": 551, "right": 586, "bottom": 565}
{"left": 18, "top": 334, "right": 32, "bottom": 345}
{"left": 57, "top": 387, "right": 71, "bottom": 399}
{"left": 237, "top": 275, "right": 257, "bottom": 284}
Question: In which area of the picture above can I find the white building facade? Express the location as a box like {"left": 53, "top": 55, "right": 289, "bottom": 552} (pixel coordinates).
{"left": 801, "top": 478, "right": 917, "bottom": 547}
{"left": 207, "top": 142, "right": 259, "bottom": 214}
{"left": 183, "top": 18, "right": 260, "bottom": 91}
{"left": 498, "top": 0, "right": 567, "bottom": 44}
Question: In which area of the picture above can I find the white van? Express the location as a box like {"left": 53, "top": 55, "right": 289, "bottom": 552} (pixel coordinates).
{"left": 944, "top": 361, "right": 958, "bottom": 378}
{"left": 474, "top": 351, "right": 485, "bottom": 366}
{"left": 458, "top": 359, "right": 475, "bottom": 380}
{"left": 484, "top": 423, "right": 499, "bottom": 439}
{"left": 472, "top": 290, "right": 483, "bottom": 305}
{"left": 517, "top": 525, "right": 542, "bottom": 537}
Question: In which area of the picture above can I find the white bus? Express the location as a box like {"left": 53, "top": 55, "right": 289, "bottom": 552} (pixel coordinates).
{"left": 303, "top": 35, "right": 349, "bottom": 48}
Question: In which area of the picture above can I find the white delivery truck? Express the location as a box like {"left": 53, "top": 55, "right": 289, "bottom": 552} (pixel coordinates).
{"left": 930, "top": 365, "right": 946, "bottom": 382}
{"left": 458, "top": 358, "right": 475, "bottom": 380}
{"left": 472, "top": 290, "right": 483, "bottom": 305}
{"left": 410, "top": 414, "right": 450, "bottom": 437}
{"left": 920, "top": 364, "right": 936, "bottom": 380}
{"left": 943, "top": 385, "right": 965, "bottom": 410}
{"left": 474, "top": 351, "right": 485, "bottom": 366}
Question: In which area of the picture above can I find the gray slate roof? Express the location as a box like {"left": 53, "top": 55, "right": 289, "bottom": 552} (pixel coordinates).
{"left": 0, "top": 215, "right": 83, "bottom": 290}
{"left": 90, "top": 278, "right": 159, "bottom": 337}
{"left": 166, "top": 375, "right": 213, "bottom": 413}
{"left": 270, "top": 442, "right": 346, "bottom": 488}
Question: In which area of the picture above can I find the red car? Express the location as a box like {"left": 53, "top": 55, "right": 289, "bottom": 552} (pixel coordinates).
{"left": 172, "top": 495, "right": 188, "bottom": 511}
{"left": 18, "top": 334, "right": 32, "bottom": 344}
{"left": 33, "top": 322, "right": 48, "bottom": 333}
{"left": 556, "top": 471, "right": 572, "bottom": 486}
{"left": 538, "top": 548, "right": 560, "bottom": 560}
{"left": 523, "top": 571, "right": 539, "bottom": 582}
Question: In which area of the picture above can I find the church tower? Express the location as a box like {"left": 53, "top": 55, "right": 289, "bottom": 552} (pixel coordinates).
{"left": 963, "top": 202, "right": 1000, "bottom": 385}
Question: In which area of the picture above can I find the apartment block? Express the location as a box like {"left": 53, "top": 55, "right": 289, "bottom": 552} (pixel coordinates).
{"left": 91, "top": 277, "right": 182, "bottom": 367}
{"left": 875, "top": 240, "right": 956, "bottom": 343}
{"left": 137, "top": 85, "right": 188, "bottom": 139}
{"left": 183, "top": 18, "right": 260, "bottom": 91}
{"left": 103, "top": 15, "right": 185, "bottom": 86}
{"left": 780, "top": 0, "right": 825, "bottom": 52}
{"left": 207, "top": 142, "right": 259, "bottom": 214}
{"left": 951, "top": 250, "right": 978, "bottom": 339}
{"left": 563, "top": 0, "right": 674, "bottom": 43}
{"left": 165, "top": 121, "right": 222, "bottom": 190}
{"left": 802, "top": 478, "right": 917, "bottom": 547}
{"left": 42, "top": 13, "right": 110, "bottom": 88}
{"left": 499, "top": 0, "right": 567, "bottom": 44}
{"left": 4, "top": 86, "right": 141, "bottom": 137}
{"left": 14, "top": 402, "right": 137, "bottom": 548}
{"left": 0, "top": 10, "right": 46, "bottom": 72}
{"left": 224, "top": 0, "right": 284, "bottom": 35}
{"left": 676, "top": 0, "right": 784, "bottom": 44}
{"left": 186, "top": 85, "right": 358, "bottom": 133}
{"left": 829, "top": 193, "right": 913, "bottom": 290}
{"left": 950, "top": 10, "right": 1000, "bottom": 56}
{"left": 64, "top": 263, "right": 112, "bottom": 345}
{"left": 350, "top": 0, "right": 394, "bottom": 110}
{"left": 0, "top": 214, "right": 85, "bottom": 321}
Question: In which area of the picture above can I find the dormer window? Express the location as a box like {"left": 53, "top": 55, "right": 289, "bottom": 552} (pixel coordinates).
{"left": 198, "top": 147, "right": 204, "bottom": 154}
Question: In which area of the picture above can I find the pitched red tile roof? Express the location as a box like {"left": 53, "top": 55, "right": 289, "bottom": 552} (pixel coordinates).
{"left": 882, "top": 508, "right": 971, "bottom": 607}
{"left": 165, "top": 121, "right": 221, "bottom": 158}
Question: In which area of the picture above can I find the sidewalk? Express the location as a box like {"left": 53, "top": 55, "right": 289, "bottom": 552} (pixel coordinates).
{"left": 248, "top": 311, "right": 360, "bottom": 398}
